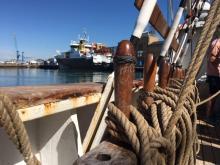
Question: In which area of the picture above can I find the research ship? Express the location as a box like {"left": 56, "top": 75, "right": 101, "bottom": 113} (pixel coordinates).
{"left": 55, "top": 32, "right": 113, "bottom": 70}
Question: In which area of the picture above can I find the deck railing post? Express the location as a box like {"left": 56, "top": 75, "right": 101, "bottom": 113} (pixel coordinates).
{"left": 114, "top": 40, "right": 135, "bottom": 118}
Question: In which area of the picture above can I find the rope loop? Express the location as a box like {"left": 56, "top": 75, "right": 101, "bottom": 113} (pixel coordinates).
{"left": 113, "top": 55, "right": 136, "bottom": 64}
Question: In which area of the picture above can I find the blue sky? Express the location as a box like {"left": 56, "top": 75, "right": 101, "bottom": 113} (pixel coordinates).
{"left": 0, "top": 0, "right": 179, "bottom": 60}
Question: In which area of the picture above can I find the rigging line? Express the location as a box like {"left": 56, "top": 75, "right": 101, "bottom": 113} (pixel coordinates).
{"left": 177, "top": 0, "right": 204, "bottom": 64}
{"left": 161, "top": 1, "right": 194, "bottom": 62}
{"left": 179, "top": 40, "right": 190, "bottom": 65}
{"left": 173, "top": 0, "right": 208, "bottom": 64}
{"left": 173, "top": 29, "right": 189, "bottom": 63}
{"left": 196, "top": 90, "right": 220, "bottom": 107}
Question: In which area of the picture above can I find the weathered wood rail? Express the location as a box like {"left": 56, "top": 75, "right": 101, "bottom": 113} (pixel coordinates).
{"left": 0, "top": 81, "right": 143, "bottom": 122}
{"left": 0, "top": 83, "right": 103, "bottom": 121}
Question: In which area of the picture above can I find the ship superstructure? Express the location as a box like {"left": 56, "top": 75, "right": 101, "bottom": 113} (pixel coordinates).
{"left": 55, "top": 32, "right": 113, "bottom": 70}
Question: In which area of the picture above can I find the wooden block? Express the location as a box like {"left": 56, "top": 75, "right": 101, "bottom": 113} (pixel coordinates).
{"left": 75, "top": 141, "right": 137, "bottom": 165}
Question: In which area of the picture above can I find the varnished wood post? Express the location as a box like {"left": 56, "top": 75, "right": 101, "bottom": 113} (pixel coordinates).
{"left": 114, "top": 40, "right": 135, "bottom": 118}
{"left": 143, "top": 53, "right": 157, "bottom": 105}
{"left": 180, "top": 68, "right": 186, "bottom": 79}
{"left": 158, "top": 58, "right": 171, "bottom": 88}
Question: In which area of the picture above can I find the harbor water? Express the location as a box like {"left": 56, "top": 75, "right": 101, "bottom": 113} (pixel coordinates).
{"left": 0, "top": 68, "right": 143, "bottom": 87}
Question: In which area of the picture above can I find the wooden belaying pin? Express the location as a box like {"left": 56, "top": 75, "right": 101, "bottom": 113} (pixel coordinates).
{"left": 172, "top": 66, "right": 182, "bottom": 79}
{"left": 143, "top": 53, "right": 157, "bottom": 105}
{"left": 180, "top": 68, "right": 186, "bottom": 79}
{"left": 158, "top": 57, "right": 171, "bottom": 89}
{"left": 114, "top": 40, "right": 135, "bottom": 118}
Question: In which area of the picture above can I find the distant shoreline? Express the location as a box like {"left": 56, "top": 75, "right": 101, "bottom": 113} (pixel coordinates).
{"left": 0, "top": 63, "right": 46, "bottom": 68}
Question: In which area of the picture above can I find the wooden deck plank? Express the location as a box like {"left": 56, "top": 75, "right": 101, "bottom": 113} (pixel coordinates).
{"left": 199, "top": 121, "right": 216, "bottom": 164}
{"left": 204, "top": 122, "right": 216, "bottom": 165}
{"left": 207, "top": 122, "right": 220, "bottom": 165}
{"left": 213, "top": 124, "right": 220, "bottom": 165}
{"left": 197, "top": 111, "right": 220, "bottom": 165}
{"left": 198, "top": 121, "right": 215, "bottom": 165}
{"left": 196, "top": 86, "right": 220, "bottom": 165}
{"left": 197, "top": 119, "right": 205, "bottom": 165}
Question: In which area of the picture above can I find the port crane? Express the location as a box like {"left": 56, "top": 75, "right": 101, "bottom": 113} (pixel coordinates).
{"left": 13, "top": 34, "right": 20, "bottom": 62}
{"left": 13, "top": 34, "right": 25, "bottom": 62}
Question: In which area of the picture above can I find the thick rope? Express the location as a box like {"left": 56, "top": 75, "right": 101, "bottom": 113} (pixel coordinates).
{"left": 106, "top": 79, "right": 199, "bottom": 165}
{"left": 104, "top": 2, "right": 219, "bottom": 164}
{"left": 104, "top": 1, "right": 220, "bottom": 165}
{"left": 0, "top": 95, "right": 40, "bottom": 165}
{"left": 164, "top": 0, "right": 220, "bottom": 138}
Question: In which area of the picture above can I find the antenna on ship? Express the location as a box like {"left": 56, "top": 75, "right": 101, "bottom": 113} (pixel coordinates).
{"left": 81, "top": 28, "right": 89, "bottom": 42}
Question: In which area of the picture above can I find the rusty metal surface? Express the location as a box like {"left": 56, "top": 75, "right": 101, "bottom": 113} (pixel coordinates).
{"left": 17, "top": 93, "right": 101, "bottom": 121}
{"left": 0, "top": 83, "right": 103, "bottom": 109}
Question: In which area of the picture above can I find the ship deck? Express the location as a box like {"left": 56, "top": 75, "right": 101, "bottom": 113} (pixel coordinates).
{"left": 197, "top": 106, "right": 220, "bottom": 165}
{"left": 0, "top": 81, "right": 219, "bottom": 164}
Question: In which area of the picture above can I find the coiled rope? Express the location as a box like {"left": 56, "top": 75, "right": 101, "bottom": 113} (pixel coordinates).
{"left": 165, "top": 0, "right": 220, "bottom": 138}
{"left": 105, "top": 0, "right": 220, "bottom": 164}
{"left": 106, "top": 79, "right": 199, "bottom": 165}
{"left": 0, "top": 95, "right": 40, "bottom": 165}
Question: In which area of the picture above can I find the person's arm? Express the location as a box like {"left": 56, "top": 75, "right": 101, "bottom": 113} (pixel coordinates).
{"left": 209, "top": 40, "right": 220, "bottom": 63}
{"left": 210, "top": 55, "right": 217, "bottom": 63}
